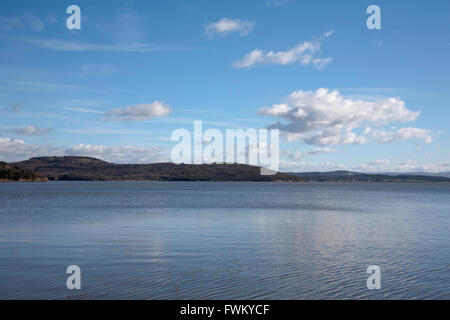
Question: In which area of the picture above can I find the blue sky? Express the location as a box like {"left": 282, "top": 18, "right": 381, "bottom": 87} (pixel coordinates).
{"left": 0, "top": 0, "right": 449, "bottom": 172}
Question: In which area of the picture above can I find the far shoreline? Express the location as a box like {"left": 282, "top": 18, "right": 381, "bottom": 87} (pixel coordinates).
{"left": 2, "top": 179, "right": 450, "bottom": 184}
{"left": 2, "top": 156, "right": 450, "bottom": 184}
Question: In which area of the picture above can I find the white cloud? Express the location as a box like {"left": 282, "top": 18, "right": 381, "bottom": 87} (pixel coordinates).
{"left": 234, "top": 41, "right": 328, "bottom": 68}
{"left": 0, "top": 136, "right": 62, "bottom": 162}
{"left": 26, "top": 38, "right": 173, "bottom": 52}
{"left": 233, "top": 49, "right": 264, "bottom": 68}
{"left": 1, "top": 135, "right": 447, "bottom": 173}
{"left": 279, "top": 160, "right": 344, "bottom": 172}
{"left": 353, "top": 160, "right": 450, "bottom": 173}
{"left": 367, "top": 127, "right": 433, "bottom": 144}
{"left": 324, "top": 29, "right": 334, "bottom": 37}
{"left": 279, "top": 158, "right": 450, "bottom": 174}
{"left": 313, "top": 57, "right": 333, "bottom": 69}
{"left": 104, "top": 101, "right": 172, "bottom": 121}
{"left": 206, "top": 18, "right": 255, "bottom": 37}
{"left": 258, "top": 103, "right": 292, "bottom": 117}
{"left": 259, "top": 88, "right": 429, "bottom": 146}
{"left": 303, "top": 131, "right": 367, "bottom": 146}
{"left": 391, "top": 160, "right": 445, "bottom": 173}
{"left": 233, "top": 34, "right": 332, "bottom": 69}
{"left": 283, "top": 147, "right": 335, "bottom": 160}
{"left": 368, "top": 159, "right": 390, "bottom": 166}
{"left": 7, "top": 125, "right": 51, "bottom": 136}
{"left": 65, "top": 144, "right": 167, "bottom": 164}
{"left": 0, "top": 136, "right": 168, "bottom": 164}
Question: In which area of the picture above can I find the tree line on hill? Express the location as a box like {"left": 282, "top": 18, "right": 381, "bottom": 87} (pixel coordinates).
{"left": 0, "top": 161, "right": 47, "bottom": 181}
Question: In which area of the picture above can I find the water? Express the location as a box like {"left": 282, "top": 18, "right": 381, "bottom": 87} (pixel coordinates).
{"left": 0, "top": 181, "right": 449, "bottom": 300}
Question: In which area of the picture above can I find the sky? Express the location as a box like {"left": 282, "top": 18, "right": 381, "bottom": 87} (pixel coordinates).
{"left": 0, "top": 0, "right": 449, "bottom": 172}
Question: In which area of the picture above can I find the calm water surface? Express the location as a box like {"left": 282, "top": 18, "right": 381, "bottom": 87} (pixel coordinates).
{"left": 0, "top": 181, "right": 449, "bottom": 299}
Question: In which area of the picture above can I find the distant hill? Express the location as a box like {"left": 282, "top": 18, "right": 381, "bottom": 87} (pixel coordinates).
{"left": 289, "top": 170, "right": 450, "bottom": 182}
{"left": 381, "top": 172, "right": 450, "bottom": 178}
{"left": 9, "top": 156, "right": 303, "bottom": 182}
{"left": 5, "top": 157, "right": 450, "bottom": 183}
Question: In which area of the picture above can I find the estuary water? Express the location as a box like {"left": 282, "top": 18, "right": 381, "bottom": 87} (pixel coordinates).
{"left": 0, "top": 181, "right": 449, "bottom": 299}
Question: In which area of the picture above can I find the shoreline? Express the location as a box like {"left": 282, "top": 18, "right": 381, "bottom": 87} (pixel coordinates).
{"left": 2, "top": 179, "right": 449, "bottom": 183}
{"left": 4, "top": 157, "right": 450, "bottom": 183}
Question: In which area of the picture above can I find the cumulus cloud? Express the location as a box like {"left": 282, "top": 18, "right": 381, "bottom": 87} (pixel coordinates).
{"left": 392, "top": 161, "right": 450, "bottom": 173}
{"left": 1, "top": 135, "right": 447, "bottom": 173}
{"left": 104, "top": 101, "right": 172, "bottom": 121}
{"left": 352, "top": 160, "right": 450, "bottom": 173}
{"left": 259, "top": 103, "right": 292, "bottom": 117}
{"left": 65, "top": 144, "right": 167, "bottom": 164}
{"left": 233, "top": 32, "right": 333, "bottom": 69}
{"left": 366, "top": 127, "right": 433, "bottom": 144}
{"left": 303, "top": 131, "right": 367, "bottom": 146}
{"left": 6, "top": 125, "right": 51, "bottom": 136}
{"left": 0, "top": 136, "right": 62, "bottom": 162}
{"left": 368, "top": 159, "right": 390, "bottom": 166}
{"left": 279, "top": 160, "right": 345, "bottom": 172}
{"left": 206, "top": 18, "right": 255, "bottom": 37}
{"left": 259, "top": 88, "right": 430, "bottom": 146}
{"left": 234, "top": 41, "right": 328, "bottom": 68}
{"left": 0, "top": 136, "right": 168, "bottom": 164}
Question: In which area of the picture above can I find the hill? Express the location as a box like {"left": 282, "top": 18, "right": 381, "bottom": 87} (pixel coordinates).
{"left": 289, "top": 170, "right": 450, "bottom": 182}
{"left": 5, "top": 157, "right": 449, "bottom": 183}
{"left": 381, "top": 171, "right": 450, "bottom": 178}
{"left": 0, "top": 161, "right": 48, "bottom": 182}
{"left": 9, "top": 156, "right": 303, "bottom": 182}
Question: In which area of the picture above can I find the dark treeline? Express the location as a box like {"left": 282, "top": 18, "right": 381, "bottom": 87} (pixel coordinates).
{"left": 0, "top": 161, "right": 46, "bottom": 181}
{"left": 3, "top": 157, "right": 450, "bottom": 182}
{"left": 9, "top": 156, "right": 303, "bottom": 182}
